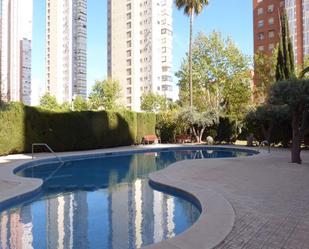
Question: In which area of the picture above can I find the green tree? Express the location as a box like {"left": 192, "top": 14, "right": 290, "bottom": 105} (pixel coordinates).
{"left": 269, "top": 79, "right": 309, "bottom": 164}
{"left": 276, "top": 11, "right": 295, "bottom": 81}
{"left": 175, "top": 0, "right": 209, "bottom": 108}
{"left": 73, "top": 95, "right": 88, "bottom": 111}
{"left": 176, "top": 31, "right": 252, "bottom": 119}
{"left": 141, "top": 93, "right": 167, "bottom": 112}
{"left": 40, "top": 93, "right": 60, "bottom": 111}
{"left": 89, "top": 79, "right": 122, "bottom": 110}
{"left": 39, "top": 93, "right": 70, "bottom": 112}
{"left": 178, "top": 107, "right": 218, "bottom": 143}
{"left": 254, "top": 49, "right": 277, "bottom": 104}
{"left": 245, "top": 105, "right": 291, "bottom": 145}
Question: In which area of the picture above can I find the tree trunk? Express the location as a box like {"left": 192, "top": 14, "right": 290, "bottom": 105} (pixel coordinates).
{"left": 291, "top": 110, "right": 302, "bottom": 164}
{"left": 189, "top": 10, "right": 194, "bottom": 108}
{"left": 191, "top": 126, "right": 198, "bottom": 143}
{"left": 199, "top": 127, "right": 206, "bottom": 144}
{"left": 261, "top": 122, "right": 273, "bottom": 142}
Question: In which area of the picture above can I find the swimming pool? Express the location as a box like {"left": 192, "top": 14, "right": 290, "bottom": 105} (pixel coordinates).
{"left": 0, "top": 147, "right": 256, "bottom": 249}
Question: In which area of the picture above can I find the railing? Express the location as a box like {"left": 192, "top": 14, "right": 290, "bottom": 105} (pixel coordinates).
{"left": 32, "top": 143, "right": 64, "bottom": 165}
{"left": 32, "top": 143, "right": 65, "bottom": 182}
{"left": 258, "top": 140, "right": 270, "bottom": 153}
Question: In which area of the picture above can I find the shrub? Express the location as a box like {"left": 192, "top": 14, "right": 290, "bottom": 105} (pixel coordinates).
{"left": 0, "top": 103, "right": 156, "bottom": 155}
{"left": 156, "top": 111, "right": 180, "bottom": 143}
{"left": 215, "top": 116, "right": 239, "bottom": 144}
{"left": 243, "top": 105, "right": 291, "bottom": 146}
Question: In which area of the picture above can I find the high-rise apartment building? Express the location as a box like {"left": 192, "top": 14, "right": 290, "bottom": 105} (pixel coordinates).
{"left": 108, "top": 0, "right": 173, "bottom": 111}
{"left": 0, "top": 0, "right": 33, "bottom": 105}
{"left": 253, "top": 0, "right": 309, "bottom": 65}
{"left": 46, "top": 0, "right": 87, "bottom": 104}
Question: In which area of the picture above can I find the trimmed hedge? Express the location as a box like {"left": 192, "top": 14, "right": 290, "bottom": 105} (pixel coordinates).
{"left": 136, "top": 112, "right": 156, "bottom": 143}
{"left": 0, "top": 103, "right": 156, "bottom": 155}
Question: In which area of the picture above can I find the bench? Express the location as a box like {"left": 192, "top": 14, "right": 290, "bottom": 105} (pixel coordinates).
{"left": 142, "top": 135, "right": 160, "bottom": 144}
{"left": 175, "top": 134, "right": 191, "bottom": 143}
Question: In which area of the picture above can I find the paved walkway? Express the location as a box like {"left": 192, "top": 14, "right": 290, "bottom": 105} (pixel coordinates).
{"left": 0, "top": 146, "right": 309, "bottom": 249}
{"left": 211, "top": 149, "right": 309, "bottom": 249}
{"left": 151, "top": 147, "right": 309, "bottom": 249}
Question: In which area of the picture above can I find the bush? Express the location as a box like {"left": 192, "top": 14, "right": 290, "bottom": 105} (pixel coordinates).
{"left": 215, "top": 116, "right": 239, "bottom": 144}
{"left": 0, "top": 103, "right": 156, "bottom": 155}
{"left": 243, "top": 105, "right": 291, "bottom": 146}
{"left": 156, "top": 111, "right": 179, "bottom": 143}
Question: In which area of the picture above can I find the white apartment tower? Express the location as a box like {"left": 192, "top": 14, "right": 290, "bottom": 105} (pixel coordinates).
{"left": 46, "top": 0, "right": 87, "bottom": 104}
{"left": 108, "top": 0, "right": 173, "bottom": 111}
{"left": 0, "top": 0, "right": 33, "bottom": 105}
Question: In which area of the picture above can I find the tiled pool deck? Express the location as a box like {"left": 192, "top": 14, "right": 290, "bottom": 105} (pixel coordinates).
{"left": 1, "top": 145, "right": 309, "bottom": 249}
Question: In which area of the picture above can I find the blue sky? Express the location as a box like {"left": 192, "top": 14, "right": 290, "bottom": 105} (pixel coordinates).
{"left": 32, "top": 0, "right": 253, "bottom": 93}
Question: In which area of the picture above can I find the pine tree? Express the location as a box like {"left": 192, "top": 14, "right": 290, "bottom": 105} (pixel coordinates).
{"left": 275, "top": 11, "right": 295, "bottom": 81}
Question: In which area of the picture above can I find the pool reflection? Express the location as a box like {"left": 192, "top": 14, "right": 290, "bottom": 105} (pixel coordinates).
{"left": 0, "top": 181, "right": 199, "bottom": 249}
{"left": 0, "top": 149, "right": 249, "bottom": 249}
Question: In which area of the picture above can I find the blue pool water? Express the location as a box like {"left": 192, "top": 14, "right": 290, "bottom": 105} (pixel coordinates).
{"left": 0, "top": 147, "right": 255, "bottom": 249}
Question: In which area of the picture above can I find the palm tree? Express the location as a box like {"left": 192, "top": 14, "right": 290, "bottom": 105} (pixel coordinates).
{"left": 175, "top": 0, "right": 209, "bottom": 108}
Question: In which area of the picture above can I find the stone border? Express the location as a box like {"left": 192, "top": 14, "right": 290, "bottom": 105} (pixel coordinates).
{"left": 0, "top": 145, "right": 263, "bottom": 248}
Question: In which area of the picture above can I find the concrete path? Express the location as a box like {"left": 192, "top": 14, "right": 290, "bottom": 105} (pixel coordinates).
{"left": 0, "top": 145, "right": 309, "bottom": 249}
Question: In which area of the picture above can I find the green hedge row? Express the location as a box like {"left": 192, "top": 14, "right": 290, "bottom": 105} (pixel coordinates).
{"left": 0, "top": 103, "right": 156, "bottom": 155}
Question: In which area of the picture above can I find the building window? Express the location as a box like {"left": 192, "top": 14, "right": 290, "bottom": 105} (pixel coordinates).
{"left": 268, "top": 4, "right": 274, "bottom": 13}
{"left": 258, "top": 20, "right": 264, "bottom": 28}
{"left": 258, "top": 32, "right": 265, "bottom": 40}
{"left": 126, "top": 87, "right": 132, "bottom": 95}
{"left": 127, "top": 31, "right": 131, "bottom": 39}
{"left": 127, "top": 69, "right": 131, "bottom": 76}
{"left": 126, "top": 3, "right": 131, "bottom": 11}
{"left": 127, "top": 40, "right": 131, "bottom": 48}
{"left": 258, "top": 45, "right": 264, "bottom": 51}
{"left": 258, "top": 7, "right": 263, "bottom": 15}
{"left": 257, "top": 0, "right": 263, "bottom": 3}
{"left": 268, "top": 43, "right": 274, "bottom": 50}
{"left": 127, "top": 59, "right": 131, "bottom": 66}
{"left": 126, "top": 97, "right": 132, "bottom": 104}
{"left": 268, "top": 30, "right": 275, "bottom": 38}
{"left": 127, "top": 78, "right": 131, "bottom": 85}
{"left": 127, "top": 50, "right": 131, "bottom": 57}
{"left": 127, "top": 22, "right": 131, "bottom": 29}
{"left": 127, "top": 13, "right": 131, "bottom": 20}
{"left": 268, "top": 17, "right": 274, "bottom": 25}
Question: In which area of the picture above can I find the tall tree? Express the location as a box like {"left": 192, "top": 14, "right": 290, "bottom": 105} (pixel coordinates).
{"left": 269, "top": 79, "right": 309, "bottom": 164}
{"left": 39, "top": 93, "right": 69, "bottom": 112}
{"left": 73, "top": 95, "right": 88, "bottom": 111}
{"left": 88, "top": 79, "right": 122, "bottom": 110}
{"left": 175, "top": 0, "right": 209, "bottom": 108}
{"left": 254, "top": 49, "right": 277, "bottom": 104}
{"left": 276, "top": 11, "right": 295, "bottom": 81}
{"left": 141, "top": 93, "right": 167, "bottom": 112}
{"left": 176, "top": 31, "right": 252, "bottom": 119}
{"left": 40, "top": 93, "right": 60, "bottom": 111}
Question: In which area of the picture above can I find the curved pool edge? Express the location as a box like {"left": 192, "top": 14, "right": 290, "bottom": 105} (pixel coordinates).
{"left": 0, "top": 144, "right": 264, "bottom": 247}
{"left": 144, "top": 161, "right": 235, "bottom": 249}
{"left": 0, "top": 161, "right": 43, "bottom": 212}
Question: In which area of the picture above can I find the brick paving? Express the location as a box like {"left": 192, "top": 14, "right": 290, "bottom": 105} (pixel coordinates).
{"left": 207, "top": 149, "right": 309, "bottom": 249}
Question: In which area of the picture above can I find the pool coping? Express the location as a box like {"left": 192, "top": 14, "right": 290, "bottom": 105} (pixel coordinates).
{"left": 0, "top": 144, "right": 265, "bottom": 249}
